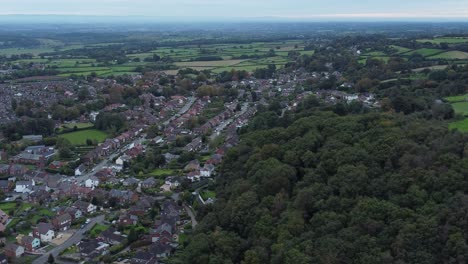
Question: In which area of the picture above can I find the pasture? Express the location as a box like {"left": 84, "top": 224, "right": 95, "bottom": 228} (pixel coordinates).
{"left": 417, "top": 37, "right": 468, "bottom": 44}
{"left": 451, "top": 102, "right": 468, "bottom": 115}
{"left": 449, "top": 119, "right": 468, "bottom": 132}
{"left": 404, "top": 48, "right": 444, "bottom": 57}
{"left": 58, "top": 129, "right": 109, "bottom": 145}
{"left": 445, "top": 94, "right": 468, "bottom": 103}
{"left": 428, "top": 51, "right": 468, "bottom": 60}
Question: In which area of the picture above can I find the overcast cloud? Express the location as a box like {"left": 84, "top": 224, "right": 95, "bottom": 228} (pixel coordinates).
{"left": 1, "top": 0, "right": 468, "bottom": 19}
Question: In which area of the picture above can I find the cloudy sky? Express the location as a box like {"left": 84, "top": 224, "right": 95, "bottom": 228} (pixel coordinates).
{"left": 2, "top": 0, "right": 468, "bottom": 20}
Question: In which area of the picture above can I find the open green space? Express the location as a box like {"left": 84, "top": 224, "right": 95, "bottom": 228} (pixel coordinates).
{"left": 58, "top": 129, "right": 109, "bottom": 145}
{"left": 428, "top": 51, "right": 468, "bottom": 60}
{"left": 200, "top": 190, "right": 216, "bottom": 200}
{"left": 449, "top": 119, "right": 468, "bottom": 132}
{"left": 417, "top": 37, "right": 468, "bottom": 44}
{"left": 451, "top": 102, "right": 468, "bottom": 115}
{"left": 149, "top": 168, "right": 178, "bottom": 177}
{"left": 404, "top": 48, "right": 444, "bottom": 57}
{"left": 89, "top": 224, "right": 109, "bottom": 237}
{"left": 445, "top": 94, "right": 468, "bottom": 103}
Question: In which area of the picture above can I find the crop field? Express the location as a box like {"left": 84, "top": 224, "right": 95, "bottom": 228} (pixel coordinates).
{"left": 59, "top": 129, "right": 109, "bottom": 145}
{"left": 428, "top": 51, "right": 468, "bottom": 60}
{"left": 3, "top": 38, "right": 307, "bottom": 75}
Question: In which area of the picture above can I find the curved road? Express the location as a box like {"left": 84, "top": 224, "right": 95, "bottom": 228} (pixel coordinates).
{"left": 32, "top": 215, "right": 105, "bottom": 264}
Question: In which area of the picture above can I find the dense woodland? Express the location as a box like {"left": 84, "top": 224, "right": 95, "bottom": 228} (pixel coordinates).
{"left": 171, "top": 96, "right": 468, "bottom": 263}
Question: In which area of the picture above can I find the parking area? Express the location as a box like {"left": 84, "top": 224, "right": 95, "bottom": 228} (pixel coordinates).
{"left": 50, "top": 231, "right": 74, "bottom": 246}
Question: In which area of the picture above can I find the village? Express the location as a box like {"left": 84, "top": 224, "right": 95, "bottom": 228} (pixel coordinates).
{"left": 0, "top": 67, "right": 378, "bottom": 264}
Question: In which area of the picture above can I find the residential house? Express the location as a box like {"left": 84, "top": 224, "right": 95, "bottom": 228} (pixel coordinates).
{"left": 123, "top": 177, "right": 140, "bottom": 187}
{"left": 0, "top": 180, "right": 10, "bottom": 192}
{"left": 52, "top": 213, "right": 72, "bottom": 231}
{"left": 78, "top": 239, "right": 109, "bottom": 258}
{"left": 75, "top": 164, "right": 86, "bottom": 176}
{"left": 131, "top": 251, "right": 158, "bottom": 264}
{"left": 184, "top": 160, "right": 200, "bottom": 171}
{"left": 119, "top": 213, "right": 138, "bottom": 227}
{"left": 73, "top": 201, "right": 97, "bottom": 214}
{"left": 0, "top": 254, "right": 7, "bottom": 264}
{"left": 116, "top": 155, "right": 131, "bottom": 166}
{"left": 150, "top": 242, "right": 172, "bottom": 258}
{"left": 98, "top": 228, "right": 125, "bottom": 245}
{"left": 5, "top": 244, "right": 24, "bottom": 258}
{"left": 57, "top": 207, "right": 82, "bottom": 221}
{"left": 33, "top": 222, "right": 55, "bottom": 243}
{"left": 164, "top": 176, "right": 181, "bottom": 189}
{"left": 85, "top": 176, "right": 100, "bottom": 189}
{"left": 200, "top": 164, "right": 215, "bottom": 178}
{"left": 0, "top": 209, "right": 9, "bottom": 227}
{"left": 15, "top": 179, "right": 35, "bottom": 193}
{"left": 186, "top": 170, "right": 200, "bottom": 182}
{"left": 150, "top": 223, "right": 172, "bottom": 243}
{"left": 20, "top": 236, "right": 40, "bottom": 252}
{"left": 140, "top": 177, "right": 157, "bottom": 189}
{"left": 109, "top": 190, "right": 138, "bottom": 204}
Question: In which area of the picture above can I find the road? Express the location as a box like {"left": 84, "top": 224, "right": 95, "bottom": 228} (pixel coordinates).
{"left": 209, "top": 102, "right": 249, "bottom": 141}
{"left": 163, "top": 96, "right": 196, "bottom": 126}
{"left": 183, "top": 204, "right": 198, "bottom": 228}
{"left": 32, "top": 215, "right": 105, "bottom": 264}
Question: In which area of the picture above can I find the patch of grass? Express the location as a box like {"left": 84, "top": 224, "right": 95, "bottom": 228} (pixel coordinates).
{"left": 449, "top": 119, "right": 468, "bottom": 132}
{"left": 200, "top": 190, "right": 216, "bottom": 200}
{"left": 149, "top": 169, "right": 177, "bottom": 177}
{"left": 58, "top": 129, "right": 109, "bottom": 146}
{"left": 89, "top": 224, "right": 109, "bottom": 238}
{"left": 445, "top": 94, "right": 468, "bottom": 103}
{"left": 452, "top": 102, "right": 468, "bottom": 115}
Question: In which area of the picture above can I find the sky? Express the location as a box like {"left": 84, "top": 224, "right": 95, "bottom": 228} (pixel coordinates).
{"left": 2, "top": 0, "right": 468, "bottom": 20}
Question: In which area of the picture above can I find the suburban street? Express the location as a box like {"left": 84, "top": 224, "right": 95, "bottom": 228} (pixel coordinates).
{"left": 163, "top": 96, "right": 196, "bottom": 126}
{"left": 32, "top": 215, "right": 105, "bottom": 264}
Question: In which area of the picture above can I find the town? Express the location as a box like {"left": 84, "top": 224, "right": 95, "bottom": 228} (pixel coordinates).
{"left": 0, "top": 54, "right": 380, "bottom": 264}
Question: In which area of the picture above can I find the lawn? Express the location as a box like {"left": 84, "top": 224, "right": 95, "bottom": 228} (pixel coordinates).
{"left": 200, "top": 190, "right": 216, "bottom": 200}
{"left": 58, "top": 129, "right": 109, "bottom": 145}
{"left": 449, "top": 119, "right": 468, "bottom": 132}
{"left": 149, "top": 169, "right": 177, "bottom": 177}
{"left": 452, "top": 102, "right": 468, "bottom": 115}
{"left": 89, "top": 224, "right": 109, "bottom": 237}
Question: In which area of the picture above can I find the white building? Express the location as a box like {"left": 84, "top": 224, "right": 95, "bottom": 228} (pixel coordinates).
{"left": 15, "top": 180, "right": 35, "bottom": 193}
{"left": 85, "top": 176, "right": 100, "bottom": 189}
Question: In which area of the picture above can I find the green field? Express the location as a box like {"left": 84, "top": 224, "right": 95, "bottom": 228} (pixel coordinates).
{"left": 452, "top": 102, "right": 468, "bottom": 115}
{"left": 59, "top": 129, "right": 109, "bottom": 145}
{"left": 445, "top": 94, "right": 468, "bottom": 103}
{"left": 428, "top": 51, "right": 468, "bottom": 60}
{"left": 405, "top": 48, "right": 444, "bottom": 57}
{"left": 390, "top": 45, "right": 413, "bottom": 54}
{"left": 417, "top": 37, "right": 468, "bottom": 44}
{"left": 449, "top": 119, "right": 468, "bottom": 132}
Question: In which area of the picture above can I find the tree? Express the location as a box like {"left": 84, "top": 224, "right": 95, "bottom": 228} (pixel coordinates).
{"left": 48, "top": 254, "right": 55, "bottom": 263}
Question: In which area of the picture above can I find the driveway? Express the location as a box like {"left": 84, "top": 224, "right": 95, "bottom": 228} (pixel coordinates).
{"left": 32, "top": 215, "right": 105, "bottom": 264}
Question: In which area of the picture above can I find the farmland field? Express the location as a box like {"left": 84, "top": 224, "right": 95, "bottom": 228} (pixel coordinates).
{"left": 451, "top": 102, "right": 468, "bottom": 115}
{"left": 404, "top": 48, "right": 444, "bottom": 57}
{"left": 445, "top": 94, "right": 468, "bottom": 103}
{"left": 59, "top": 129, "right": 109, "bottom": 145}
{"left": 449, "top": 119, "right": 468, "bottom": 132}
{"left": 417, "top": 37, "right": 468, "bottom": 44}
{"left": 428, "top": 51, "right": 468, "bottom": 60}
